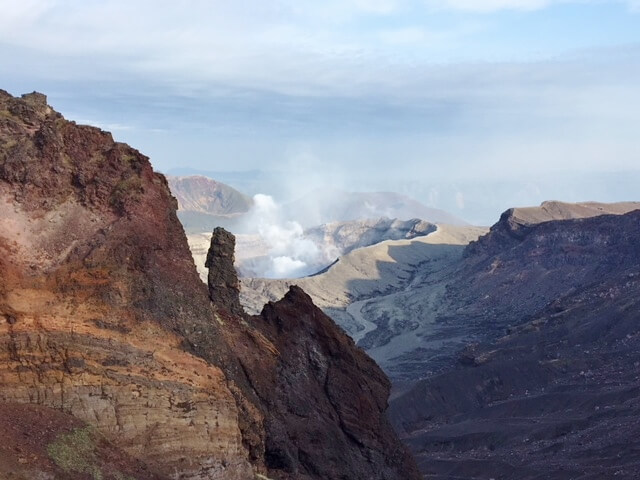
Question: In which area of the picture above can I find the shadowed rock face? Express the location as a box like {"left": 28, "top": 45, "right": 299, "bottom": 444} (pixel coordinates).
{"left": 390, "top": 209, "right": 640, "bottom": 479}
{"left": 0, "top": 89, "right": 419, "bottom": 480}
{"left": 255, "top": 287, "right": 421, "bottom": 480}
{"left": 206, "top": 227, "right": 244, "bottom": 316}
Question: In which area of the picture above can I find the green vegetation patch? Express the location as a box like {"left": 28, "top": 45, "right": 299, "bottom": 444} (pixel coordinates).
{"left": 47, "top": 426, "right": 103, "bottom": 480}
{"left": 109, "top": 175, "right": 144, "bottom": 210}
{"left": 112, "top": 473, "right": 136, "bottom": 480}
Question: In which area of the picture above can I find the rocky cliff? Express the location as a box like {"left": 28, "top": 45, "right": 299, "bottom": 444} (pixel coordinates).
{"left": 0, "top": 90, "right": 418, "bottom": 480}
{"left": 0, "top": 403, "right": 165, "bottom": 480}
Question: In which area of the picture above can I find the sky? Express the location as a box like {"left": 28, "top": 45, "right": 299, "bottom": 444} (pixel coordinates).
{"left": 1, "top": 0, "right": 639, "bottom": 223}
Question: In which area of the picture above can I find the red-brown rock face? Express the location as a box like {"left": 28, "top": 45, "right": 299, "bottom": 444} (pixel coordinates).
{"left": 0, "top": 90, "right": 418, "bottom": 480}
{"left": 253, "top": 287, "right": 421, "bottom": 480}
{"left": 213, "top": 275, "right": 421, "bottom": 479}
{"left": 0, "top": 90, "right": 256, "bottom": 479}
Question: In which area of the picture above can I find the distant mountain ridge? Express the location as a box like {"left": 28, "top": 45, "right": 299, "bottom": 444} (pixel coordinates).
{"left": 169, "top": 173, "right": 467, "bottom": 229}
{"left": 500, "top": 200, "right": 640, "bottom": 228}
{"left": 284, "top": 188, "right": 467, "bottom": 227}
{"left": 168, "top": 175, "right": 253, "bottom": 216}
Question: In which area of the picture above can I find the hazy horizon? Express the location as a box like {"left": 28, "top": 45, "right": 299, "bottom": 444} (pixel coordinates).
{"left": 166, "top": 166, "right": 640, "bottom": 226}
{"left": 2, "top": 1, "right": 639, "bottom": 224}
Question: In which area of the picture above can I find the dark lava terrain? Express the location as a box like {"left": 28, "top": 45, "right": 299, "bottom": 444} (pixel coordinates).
{"left": 390, "top": 207, "right": 640, "bottom": 479}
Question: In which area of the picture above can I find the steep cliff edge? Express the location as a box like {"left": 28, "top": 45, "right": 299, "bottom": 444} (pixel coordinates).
{"left": 0, "top": 90, "right": 418, "bottom": 479}
{"left": 0, "top": 89, "right": 256, "bottom": 479}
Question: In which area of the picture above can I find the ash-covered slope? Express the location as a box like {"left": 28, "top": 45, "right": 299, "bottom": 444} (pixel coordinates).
{"left": 390, "top": 207, "right": 640, "bottom": 479}
{"left": 240, "top": 223, "right": 485, "bottom": 311}
{"left": 0, "top": 90, "right": 419, "bottom": 480}
{"left": 236, "top": 217, "right": 436, "bottom": 279}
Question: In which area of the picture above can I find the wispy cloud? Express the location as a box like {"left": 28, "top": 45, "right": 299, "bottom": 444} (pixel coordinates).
{"left": 423, "top": 0, "right": 640, "bottom": 12}
{"left": 1, "top": 0, "right": 638, "bottom": 223}
{"left": 423, "top": 0, "right": 553, "bottom": 12}
{"left": 0, "top": 0, "right": 638, "bottom": 98}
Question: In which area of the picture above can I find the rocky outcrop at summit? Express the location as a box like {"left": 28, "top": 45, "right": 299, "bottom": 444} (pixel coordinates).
{"left": 0, "top": 89, "right": 418, "bottom": 480}
{"left": 465, "top": 200, "right": 640, "bottom": 255}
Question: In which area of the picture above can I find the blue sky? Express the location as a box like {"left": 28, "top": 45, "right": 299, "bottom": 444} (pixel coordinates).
{"left": 1, "top": 0, "right": 639, "bottom": 223}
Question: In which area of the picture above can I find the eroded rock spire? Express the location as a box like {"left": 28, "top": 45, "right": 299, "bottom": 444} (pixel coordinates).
{"left": 205, "top": 227, "right": 244, "bottom": 316}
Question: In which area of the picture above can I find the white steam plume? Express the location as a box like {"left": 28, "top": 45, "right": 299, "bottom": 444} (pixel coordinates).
{"left": 241, "top": 194, "right": 335, "bottom": 278}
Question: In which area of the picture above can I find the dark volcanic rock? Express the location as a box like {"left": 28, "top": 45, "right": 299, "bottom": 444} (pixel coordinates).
{"left": 391, "top": 209, "right": 640, "bottom": 479}
{"left": 448, "top": 207, "right": 640, "bottom": 341}
{"left": 465, "top": 200, "right": 640, "bottom": 258}
{"left": 206, "top": 227, "right": 244, "bottom": 316}
{"left": 251, "top": 286, "right": 421, "bottom": 480}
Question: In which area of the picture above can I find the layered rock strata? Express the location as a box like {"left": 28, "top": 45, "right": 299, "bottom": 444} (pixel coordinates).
{"left": 0, "top": 90, "right": 418, "bottom": 480}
